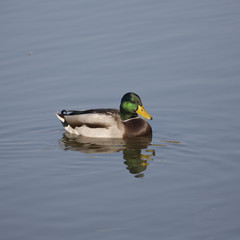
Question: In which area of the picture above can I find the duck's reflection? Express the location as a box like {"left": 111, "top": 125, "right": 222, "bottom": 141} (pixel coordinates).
{"left": 59, "top": 133, "right": 155, "bottom": 177}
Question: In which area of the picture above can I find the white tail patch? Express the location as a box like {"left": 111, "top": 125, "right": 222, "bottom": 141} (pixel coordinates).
{"left": 56, "top": 112, "right": 65, "bottom": 122}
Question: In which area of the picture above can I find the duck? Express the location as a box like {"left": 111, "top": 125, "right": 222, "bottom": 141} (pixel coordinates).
{"left": 56, "top": 92, "right": 153, "bottom": 138}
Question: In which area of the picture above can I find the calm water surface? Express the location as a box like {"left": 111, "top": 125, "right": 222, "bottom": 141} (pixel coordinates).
{"left": 1, "top": 0, "right": 240, "bottom": 239}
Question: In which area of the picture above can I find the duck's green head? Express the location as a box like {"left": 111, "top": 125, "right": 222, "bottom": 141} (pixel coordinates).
{"left": 120, "top": 92, "right": 153, "bottom": 121}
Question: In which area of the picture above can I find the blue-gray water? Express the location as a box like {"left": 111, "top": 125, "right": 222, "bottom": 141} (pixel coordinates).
{"left": 1, "top": 0, "right": 240, "bottom": 239}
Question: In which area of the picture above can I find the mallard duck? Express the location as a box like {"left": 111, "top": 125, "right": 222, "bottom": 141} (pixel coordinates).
{"left": 56, "top": 92, "right": 153, "bottom": 138}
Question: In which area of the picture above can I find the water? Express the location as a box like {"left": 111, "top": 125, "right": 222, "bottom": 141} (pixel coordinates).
{"left": 1, "top": 0, "right": 240, "bottom": 239}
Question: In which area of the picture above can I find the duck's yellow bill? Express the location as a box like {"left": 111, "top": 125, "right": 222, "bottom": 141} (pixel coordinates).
{"left": 137, "top": 105, "right": 153, "bottom": 120}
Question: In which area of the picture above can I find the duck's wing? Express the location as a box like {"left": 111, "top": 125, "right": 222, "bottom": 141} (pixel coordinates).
{"left": 56, "top": 109, "right": 120, "bottom": 128}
